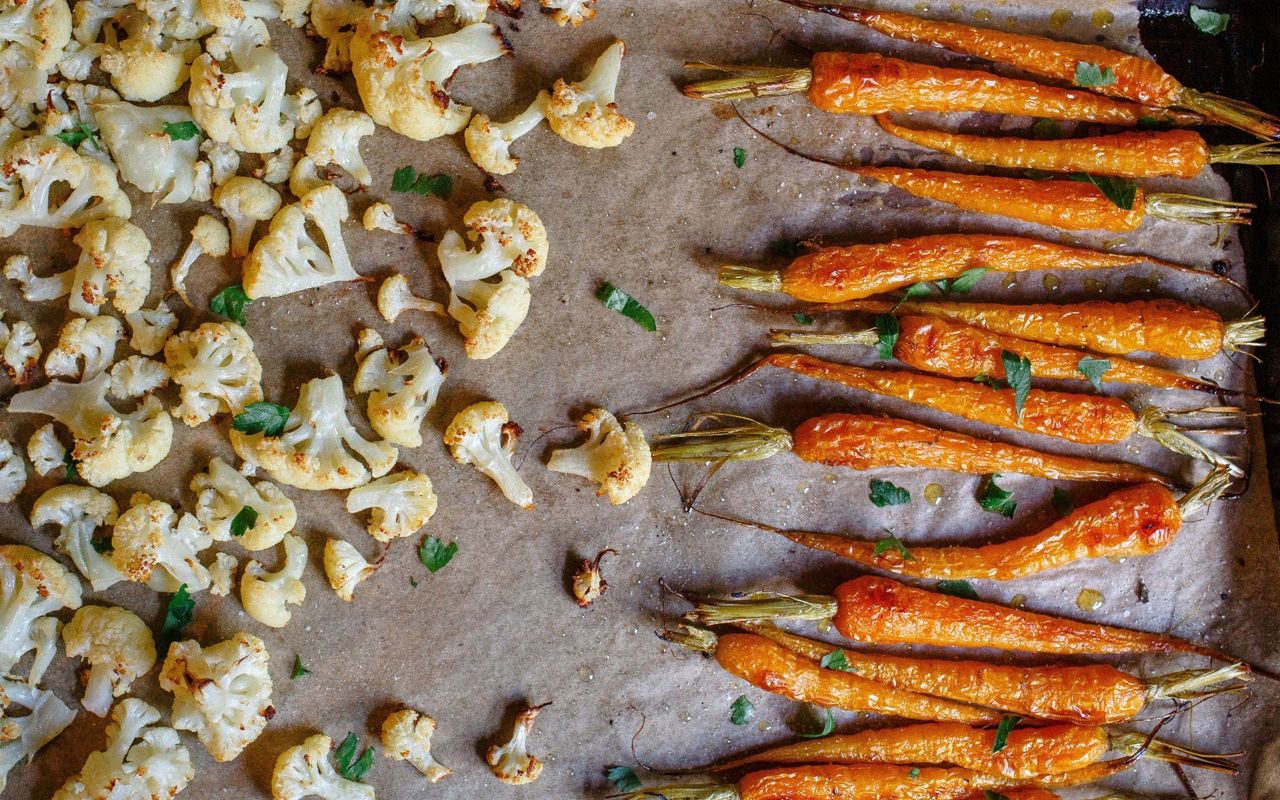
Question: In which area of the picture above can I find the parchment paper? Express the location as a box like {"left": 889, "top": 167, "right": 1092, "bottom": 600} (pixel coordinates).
{"left": 3, "top": 1, "right": 1279, "bottom": 798}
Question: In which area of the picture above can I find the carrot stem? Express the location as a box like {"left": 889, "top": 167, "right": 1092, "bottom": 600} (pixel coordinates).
{"left": 719, "top": 265, "right": 785, "bottom": 294}
{"left": 691, "top": 593, "right": 839, "bottom": 625}
{"left": 1145, "top": 193, "right": 1254, "bottom": 226}
{"left": 623, "top": 785, "right": 738, "bottom": 800}
{"left": 1145, "top": 662, "right": 1252, "bottom": 701}
{"left": 1178, "top": 89, "right": 1280, "bottom": 140}
{"left": 682, "top": 63, "right": 812, "bottom": 100}
{"left": 1135, "top": 410, "right": 1243, "bottom": 477}
{"left": 650, "top": 414, "right": 793, "bottom": 462}
{"left": 1224, "top": 316, "right": 1266, "bottom": 354}
{"left": 1209, "top": 141, "right": 1280, "bottom": 166}
{"left": 1108, "top": 731, "right": 1240, "bottom": 774}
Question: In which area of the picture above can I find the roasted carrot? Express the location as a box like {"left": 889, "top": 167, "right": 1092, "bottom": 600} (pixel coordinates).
{"left": 696, "top": 468, "right": 1230, "bottom": 581}
{"left": 875, "top": 118, "right": 1280, "bottom": 179}
{"left": 820, "top": 299, "right": 1263, "bottom": 361}
{"left": 776, "top": 0, "right": 1280, "bottom": 139}
{"left": 739, "top": 622, "right": 1249, "bottom": 725}
{"left": 689, "top": 576, "right": 1234, "bottom": 660}
{"left": 771, "top": 315, "right": 1215, "bottom": 392}
{"left": 716, "top": 233, "right": 1214, "bottom": 304}
{"left": 683, "top": 53, "right": 1200, "bottom": 126}
{"left": 650, "top": 413, "right": 1170, "bottom": 485}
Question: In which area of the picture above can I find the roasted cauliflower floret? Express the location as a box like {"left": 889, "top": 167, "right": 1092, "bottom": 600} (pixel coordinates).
{"left": 547, "top": 39, "right": 633, "bottom": 148}
{"left": 191, "top": 456, "right": 296, "bottom": 549}
{"left": 7, "top": 373, "right": 173, "bottom": 486}
{"left": 242, "top": 184, "right": 359, "bottom": 299}
{"left": 351, "top": 14, "right": 509, "bottom": 141}
{"left": 272, "top": 733, "right": 375, "bottom": 800}
{"left": 353, "top": 332, "right": 446, "bottom": 447}
{"left": 463, "top": 194, "right": 549, "bottom": 278}
{"left": 171, "top": 215, "right": 230, "bottom": 306}
{"left": 189, "top": 42, "right": 316, "bottom": 153}
{"left": 52, "top": 697, "right": 193, "bottom": 800}
{"left": 346, "top": 470, "right": 437, "bottom": 542}
{"left": 306, "top": 107, "right": 374, "bottom": 186}
{"left": 362, "top": 201, "right": 413, "bottom": 236}
{"left": 0, "top": 314, "right": 41, "bottom": 385}
{"left": 0, "top": 545, "right": 82, "bottom": 681}
{"left": 160, "top": 631, "right": 272, "bottom": 762}
{"left": 0, "top": 440, "right": 25, "bottom": 504}
{"left": 485, "top": 702, "right": 547, "bottom": 785}
{"left": 125, "top": 303, "right": 178, "bottom": 356}
{"left": 381, "top": 708, "right": 450, "bottom": 782}
{"left": 215, "top": 176, "right": 282, "bottom": 258}
{"left": 0, "top": 0, "right": 73, "bottom": 69}
{"left": 110, "top": 498, "right": 213, "bottom": 593}
{"left": 232, "top": 374, "right": 397, "bottom": 490}
{"left": 547, "top": 408, "right": 650, "bottom": 504}
{"left": 30, "top": 484, "right": 122, "bottom": 591}
{"left": 444, "top": 400, "right": 532, "bottom": 509}
{"left": 0, "top": 678, "right": 76, "bottom": 793}
{"left": 62, "top": 605, "right": 156, "bottom": 717}
{"left": 322, "top": 538, "right": 377, "bottom": 602}
{"left": 26, "top": 424, "right": 64, "bottom": 477}
{"left": 45, "top": 315, "right": 123, "bottom": 380}
{"left": 109, "top": 356, "right": 171, "bottom": 399}
{"left": 165, "top": 321, "right": 264, "bottom": 426}
{"left": 240, "top": 533, "right": 306, "bottom": 628}
{"left": 541, "top": 0, "right": 596, "bottom": 26}
{"left": 463, "top": 91, "right": 547, "bottom": 175}
{"left": 94, "top": 101, "right": 207, "bottom": 203}
{"left": 376, "top": 273, "right": 443, "bottom": 322}
{"left": 97, "top": 8, "right": 201, "bottom": 102}
{"left": 69, "top": 217, "right": 152, "bottom": 317}
{"left": 208, "top": 551, "right": 238, "bottom": 596}
{"left": 4, "top": 254, "right": 72, "bottom": 303}
{"left": 0, "top": 134, "right": 129, "bottom": 237}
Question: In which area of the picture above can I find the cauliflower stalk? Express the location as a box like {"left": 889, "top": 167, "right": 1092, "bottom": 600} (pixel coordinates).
{"left": 305, "top": 107, "right": 374, "bottom": 186}
{"left": 351, "top": 14, "right": 509, "bottom": 142}
{"left": 548, "top": 408, "right": 651, "bottom": 505}
{"left": 240, "top": 533, "right": 306, "bottom": 628}
{"left": 8, "top": 372, "right": 173, "bottom": 486}
{"left": 0, "top": 441, "right": 24, "bottom": 504}
{"left": 0, "top": 134, "right": 130, "bottom": 238}
{"left": 0, "top": 545, "right": 82, "bottom": 681}
{"left": 353, "top": 330, "right": 446, "bottom": 447}
{"left": 30, "top": 485, "right": 122, "bottom": 591}
{"left": 485, "top": 703, "right": 548, "bottom": 785}
{"left": 51, "top": 698, "right": 193, "bottom": 800}
{"left": 160, "top": 631, "right": 273, "bottom": 762}
{"left": 377, "top": 273, "right": 443, "bottom": 323}
{"left": 62, "top": 605, "right": 157, "bottom": 717}
{"left": 215, "top": 176, "right": 282, "bottom": 258}
{"left": 272, "top": 733, "right": 375, "bottom": 800}
{"left": 110, "top": 498, "right": 213, "bottom": 593}
{"left": 242, "top": 184, "right": 359, "bottom": 299}
{"left": 0, "top": 678, "right": 77, "bottom": 793}
{"left": 547, "top": 39, "right": 634, "bottom": 148}
{"left": 94, "top": 101, "right": 207, "bottom": 203}
{"left": 444, "top": 401, "right": 532, "bottom": 509}
{"left": 322, "top": 538, "right": 377, "bottom": 602}
{"left": 171, "top": 215, "right": 230, "bottom": 306}
{"left": 45, "top": 315, "right": 123, "bottom": 380}
{"left": 381, "top": 708, "right": 451, "bottom": 782}
{"left": 346, "top": 470, "right": 437, "bottom": 542}
{"left": 463, "top": 90, "right": 547, "bottom": 175}
{"left": 191, "top": 456, "right": 296, "bottom": 549}
{"left": 164, "top": 321, "right": 264, "bottom": 426}
{"left": 232, "top": 374, "right": 397, "bottom": 490}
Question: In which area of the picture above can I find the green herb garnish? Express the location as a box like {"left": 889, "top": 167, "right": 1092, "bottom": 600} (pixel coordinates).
{"left": 335, "top": 732, "right": 375, "bottom": 781}
{"left": 291, "top": 655, "right": 310, "bottom": 679}
{"left": 597, "top": 282, "right": 657, "bottom": 331}
{"left": 796, "top": 706, "right": 836, "bottom": 738}
{"left": 873, "top": 532, "right": 914, "bottom": 561}
{"left": 1076, "top": 356, "right": 1112, "bottom": 391}
{"left": 232, "top": 402, "right": 291, "bottom": 436}
{"left": 936, "top": 579, "right": 979, "bottom": 600}
{"left": 54, "top": 122, "right": 101, "bottom": 151}
{"left": 1189, "top": 5, "right": 1229, "bottom": 34}
{"left": 936, "top": 267, "right": 987, "bottom": 295}
{"left": 730, "top": 695, "right": 755, "bottom": 725}
{"left": 1052, "top": 487, "right": 1074, "bottom": 516}
{"left": 978, "top": 473, "right": 1017, "bottom": 518}
{"left": 992, "top": 715, "right": 1021, "bottom": 752}
{"left": 162, "top": 120, "right": 202, "bottom": 141}
{"left": 1030, "top": 119, "right": 1063, "bottom": 139}
{"left": 391, "top": 166, "right": 452, "bottom": 198}
{"left": 229, "top": 506, "right": 258, "bottom": 538}
{"left": 873, "top": 314, "right": 899, "bottom": 359}
{"left": 868, "top": 478, "right": 911, "bottom": 507}
{"left": 819, "top": 649, "right": 854, "bottom": 672}
{"left": 908, "top": 767, "right": 921, "bottom": 779}
{"left": 1074, "top": 61, "right": 1117, "bottom": 88}
{"left": 1001, "top": 350, "right": 1032, "bottom": 423}
{"left": 209, "top": 284, "right": 251, "bottom": 326}
{"left": 733, "top": 147, "right": 747, "bottom": 168}
{"left": 418, "top": 536, "right": 457, "bottom": 573}
{"left": 62, "top": 450, "right": 78, "bottom": 482}
{"left": 606, "top": 766, "right": 642, "bottom": 792}
{"left": 793, "top": 312, "right": 814, "bottom": 326}
{"left": 158, "top": 585, "right": 194, "bottom": 654}
{"left": 1067, "top": 173, "right": 1138, "bottom": 210}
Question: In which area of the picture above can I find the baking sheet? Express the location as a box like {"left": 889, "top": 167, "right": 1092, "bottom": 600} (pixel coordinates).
{"left": 3, "top": 0, "right": 1280, "bottom": 798}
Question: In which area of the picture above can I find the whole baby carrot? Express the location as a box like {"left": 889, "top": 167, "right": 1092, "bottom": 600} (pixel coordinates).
{"left": 696, "top": 467, "right": 1231, "bottom": 581}
{"left": 683, "top": 53, "right": 1199, "bottom": 126}
{"left": 772, "top": 315, "right": 1216, "bottom": 392}
{"left": 875, "top": 118, "right": 1280, "bottom": 179}
{"left": 690, "top": 576, "right": 1233, "bottom": 659}
{"left": 822, "top": 299, "right": 1263, "bottom": 361}
{"left": 776, "top": 0, "right": 1280, "bottom": 139}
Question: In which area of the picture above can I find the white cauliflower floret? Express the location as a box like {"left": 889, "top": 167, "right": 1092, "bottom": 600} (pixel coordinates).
{"left": 362, "top": 202, "right": 413, "bottom": 236}
{"left": 306, "top": 107, "right": 374, "bottom": 186}
{"left": 164, "top": 321, "right": 264, "bottom": 426}
{"left": 52, "top": 697, "right": 193, "bottom": 800}
{"left": 30, "top": 485, "right": 122, "bottom": 591}
{"left": 189, "top": 43, "right": 315, "bottom": 153}
{"left": 0, "top": 48, "right": 52, "bottom": 129}
{"left": 109, "top": 356, "right": 170, "bottom": 399}
{"left": 208, "top": 551, "right": 237, "bottom": 596}
{"left": 231, "top": 374, "right": 397, "bottom": 490}
{"left": 0, "top": 678, "right": 76, "bottom": 792}
{"left": 160, "top": 631, "right": 273, "bottom": 762}
{"left": 215, "top": 176, "right": 282, "bottom": 258}
{"left": 547, "top": 39, "right": 634, "bottom": 148}
{"left": 26, "top": 617, "right": 58, "bottom": 687}
{"left": 444, "top": 400, "right": 532, "bottom": 508}
{"left": 68, "top": 217, "right": 152, "bottom": 317}
{"left": 485, "top": 702, "right": 547, "bottom": 785}
{"left": 171, "top": 215, "right": 230, "bottom": 306}
{"left": 351, "top": 14, "right": 509, "bottom": 142}
{"left": 94, "top": 101, "right": 206, "bottom": 203}
{"left": 45, "top": 315, "right": 123, "bottom": 380}
{"left": 463, "top": 91, "right": 547, "bottom": 175}
{"left": 272, "top": 733, "right": 376, "bottom": 800}
{"left": 253, "top": 144, "right": 295, "bottom": 184}
{"left": 240, "top": 533, "right": 306, "bottom": 627}
{"left": 0, "top": 440, "right": 25, "bottom": 504}
{"left": 353, "top": 332, "right": 446, "bottom": 447}
{"left": 125, "top": 303, "right": 179, "bottom": 356}
{"left": 242, "top": 184, "right": 359, "bottom": 299}
{"left": 464, "top": 198, "right": 549, "bottom": 278}
{"left": 0, "top": 134, "right": 130, "bottom": 237}
{"left": 288, "top": 154, "right": 327, "bottom": 197}
{"left": 62, "top": 605, "right": 156, "bottom": 717}
{"left": 203, "top": 138, "right": 240, "bottom": 185}
{"left": 97, "top": 9, "right": 201, "bottom": 102}
{"left": 381, "top": 708, "right": 450, "bottom": 782}
{"left": 4, "top": 254, "right": 73, "bottom": 302}
{"left": 0, "top": 545, "right": 82, "bottom": 680}
{"left": 7, "top": 373, "right": 173, "bottom": 486}
{"left": 346, "top": 470, "right": 437, "bottom": 542}
{"left": 377, "top": 273, "right": 444, "bottom": 323}
{"left": 322, "top": 538, "right": 377, "bottom": 601}
{"left": 541, "top": 0, "right": 595, "bottom": 26}
{"left": 0, "top": 0, "right": 73, "bottom": 69}
{"left": 26, "top": 425, "right": 64, "bottom": 477}
{"left": 192, "top": 456, "right": 296, "bottom": 549}
{"left": 0, "top": 315, "right": 41, "bottom": 385}
{"left": 110, "top": 498, "right": 213, "bottom": 593}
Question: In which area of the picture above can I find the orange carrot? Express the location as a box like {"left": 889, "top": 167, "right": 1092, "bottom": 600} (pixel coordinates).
{"left": 776, "top": 0, "right": 1280, "bottom": 139}
{"left": 651, "top": 412, "right": 1170, "bottom": 485}
{"left": 695, "top": 468, "right": 1230, "bottom": 581}
{"left": 772, "top": 315, "right": 1215, "bottom": 392}
{"left": 683, "top": 52, "right": 1199, "bottom": 126}
{"left": 690, "top": 576, "right": 1233, "bottom": 660}
{"left": 875, "top": 118, "right": 1280, "bottom": 179}
{"left": 822, "top": 299, "right": 1262, "bottom": 361}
